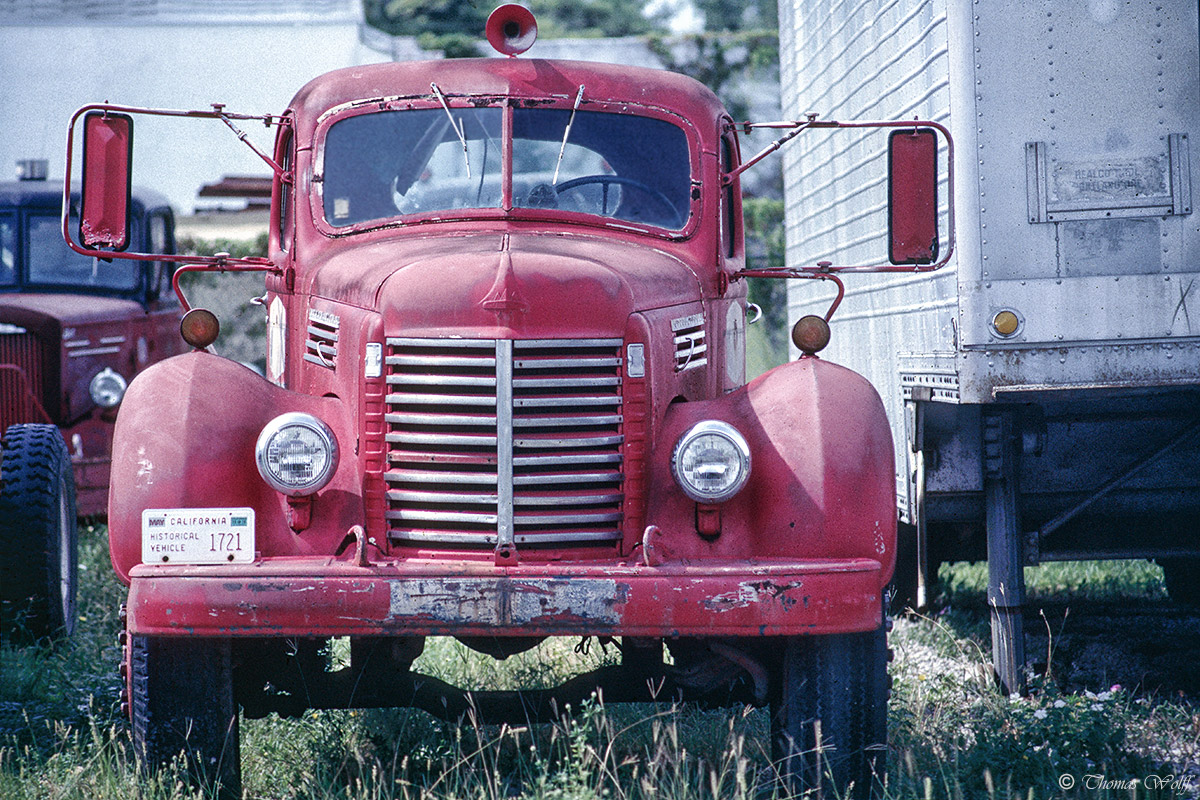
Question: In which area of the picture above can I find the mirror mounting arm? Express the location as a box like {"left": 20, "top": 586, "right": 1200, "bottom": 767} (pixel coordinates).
{"left": 213, "top": 105, "right": 290, "bottom": 178}
{"left": 725, "top": 117, "right": 955, "bottom": 273}
{"left": 733, "top": 268, "right": 845, "bottom": 322}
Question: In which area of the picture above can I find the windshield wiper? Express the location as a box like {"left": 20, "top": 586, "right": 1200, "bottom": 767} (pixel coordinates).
{"left": 552, "top": 85, "right": 585, "bottom": 185}
{"left": 431, "top": 82, "right": 471, "bottom": 178}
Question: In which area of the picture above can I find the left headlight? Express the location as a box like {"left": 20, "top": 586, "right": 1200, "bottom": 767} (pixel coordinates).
{"left": 255, "top": 412, "right": 339, "bottom": 496}
{"left": 89, "top": 367, "right": 128, "bottom": 408}
{"left": 671, "top": 420, "right": 751, "bottom": 503}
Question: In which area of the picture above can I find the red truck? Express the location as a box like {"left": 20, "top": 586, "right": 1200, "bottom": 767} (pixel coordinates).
{"left": 66, "top": 7, "right": 946, "bottom": 797}
{"left": 0, "top": 164, "right": 182, "bottom": 642}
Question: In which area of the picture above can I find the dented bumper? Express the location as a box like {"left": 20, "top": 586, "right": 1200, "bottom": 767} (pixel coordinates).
{"left": 125, "top": 557, "right": 885, "bottom": 638}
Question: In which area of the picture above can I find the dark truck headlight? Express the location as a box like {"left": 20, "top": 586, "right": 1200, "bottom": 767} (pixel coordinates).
{"left": 671, "top": 420, "right": 751, "bottom": 503}
{"left": 255, "top": 412, "right": 339, "bottom": 496}
{"left": 89, "top": 367, "right": 128, "bottom": 408}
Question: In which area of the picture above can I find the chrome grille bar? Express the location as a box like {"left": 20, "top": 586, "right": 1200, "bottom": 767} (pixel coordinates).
{"left": 384, "top": 337, "right": 625, "bottom": 548}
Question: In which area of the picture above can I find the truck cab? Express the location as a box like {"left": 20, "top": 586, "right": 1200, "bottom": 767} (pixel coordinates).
{"left": 71, "top": 9, "right": 942, "bottom": 797}
{"left": 0, "top": 167, "right": 182, "bottom": 642}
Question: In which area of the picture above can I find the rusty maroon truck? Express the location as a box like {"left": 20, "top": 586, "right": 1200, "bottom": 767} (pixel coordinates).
{"left": 0, "top": 165, "right": 182, "bottom": 642}
{"left": 65, "top": 7, "right": 948, "bottom": 798}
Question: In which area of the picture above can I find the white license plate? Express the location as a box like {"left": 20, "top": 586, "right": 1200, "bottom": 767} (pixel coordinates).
{"left": 141, "top": 508, "right": 255, "bottom": 565}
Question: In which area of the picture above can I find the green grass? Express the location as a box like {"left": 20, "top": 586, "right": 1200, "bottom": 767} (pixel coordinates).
{"left": 3, "top": 530, "right": 1198, "bottom": 799}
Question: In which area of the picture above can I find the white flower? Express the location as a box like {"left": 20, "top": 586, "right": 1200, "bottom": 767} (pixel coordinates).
{"left": 1090, "top": 703, "right": 1104, "bottom": 712}
{"left": 1034, "top": 709, "right": 1049, "bottom": 720}
{"left": 1096, "top": 691, "right": 1112, "bottom": 702}
{"left": 1053, "top": 699, "right": 1067, "bottom": 708}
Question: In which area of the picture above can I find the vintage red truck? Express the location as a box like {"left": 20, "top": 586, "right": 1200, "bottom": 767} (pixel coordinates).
{"left": 0, "top": 163, "right": 181, "bottom": 642}
{"left": 65, "top": 7, "right": 947, "bottom": 797}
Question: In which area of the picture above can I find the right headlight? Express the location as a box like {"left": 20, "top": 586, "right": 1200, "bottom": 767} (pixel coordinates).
{"left": 255, "top": 412, "right": 339, "bottom": 496}
{"left": 671, "top": 420, "right": 751, "bottom": 503}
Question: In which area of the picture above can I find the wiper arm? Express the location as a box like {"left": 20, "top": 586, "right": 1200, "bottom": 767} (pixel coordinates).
{"left": 431, "top": 82, "right": 470, "bottom": 178}
{"left": 552, "top": 85, "right": 585, "bottom": 185}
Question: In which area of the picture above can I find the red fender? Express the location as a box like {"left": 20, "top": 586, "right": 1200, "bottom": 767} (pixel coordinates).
{"left": 107, "top": 352, "right": 362, "bottom": 583}
{"left": 646, "top": 355, "right": 896, "bottom": 582}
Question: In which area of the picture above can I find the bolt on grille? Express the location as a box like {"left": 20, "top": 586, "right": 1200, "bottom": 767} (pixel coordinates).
{"left": 384, "top": 337, "right": 624, "bottom": 548}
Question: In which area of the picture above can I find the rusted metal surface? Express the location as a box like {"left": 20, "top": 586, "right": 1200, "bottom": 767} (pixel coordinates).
{"left": 124, "top": 558, "right": 883, "bottom": 637}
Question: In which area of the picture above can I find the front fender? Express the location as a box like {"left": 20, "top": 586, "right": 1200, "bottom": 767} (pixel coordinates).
{"left": 108, "top": 352, "right": 361, "bottom": 583}
{"left": 646, "top": 356, "right": 896, "bottom": 581}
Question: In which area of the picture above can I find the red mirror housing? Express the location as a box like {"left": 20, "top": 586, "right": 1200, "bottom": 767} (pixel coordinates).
{"left": 80, "top": 112, "right": 134, "bottom": 251}
{"left": 888, "top": 127, "right": 938, "bottom": 265}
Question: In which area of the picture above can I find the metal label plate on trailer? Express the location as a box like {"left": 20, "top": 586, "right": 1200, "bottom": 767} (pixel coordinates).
{"left": 141, "top": 508, "right": 255, "bottom": 565}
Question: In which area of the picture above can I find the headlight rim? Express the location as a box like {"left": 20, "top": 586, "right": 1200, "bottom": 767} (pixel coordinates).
{"left": 670, "top": 419, "right": 752, "bottom": 504}
{"left": 89, "top": 367, "right": 128, "bottom": 408}
{"left": 254, "top": 412, "right": 339, "bottom": 497}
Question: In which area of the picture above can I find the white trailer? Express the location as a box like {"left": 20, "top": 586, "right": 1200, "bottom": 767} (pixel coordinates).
{"left": 778, "top": 0, "right": 1199, "bottom": 692}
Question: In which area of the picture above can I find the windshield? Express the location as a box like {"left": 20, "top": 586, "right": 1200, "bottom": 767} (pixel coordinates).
{"left": 322, "top": 105, "right": 691, "bottom": 231}
{"left": 27, "top": 213, "right": 139, "bottom": 291}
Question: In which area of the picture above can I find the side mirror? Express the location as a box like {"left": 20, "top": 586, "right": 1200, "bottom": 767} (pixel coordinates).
{"left": 888, "top": 127, "right": 938, "bottom": 265}
{"left": 80, "top": 112, "right": 134, "bottom": 251}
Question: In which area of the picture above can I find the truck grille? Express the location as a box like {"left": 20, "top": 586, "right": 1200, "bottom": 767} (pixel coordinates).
{"left": 0, "top": 329, "right": 50, "bottom": 431}
{"left": 384, "top": 337, "right": 624, "bottom": 548}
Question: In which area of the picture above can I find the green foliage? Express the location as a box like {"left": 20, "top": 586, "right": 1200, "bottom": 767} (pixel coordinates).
{"left": 175, "top": 231, "right": 268, "bottom": 260}
{"left": 743, "top": 197, "right": 789, "bottom": 367}
{"left": 646, "top": 31, "right": 778, "bottom": 119}
{"left": 364, "top": 0, "right": 489, "bottom": 38}
{"left": 694, "top": 0, "right": 778, "bottom": 32}
{"left": 528, "top": 0, "right": 663, "bottom": 39}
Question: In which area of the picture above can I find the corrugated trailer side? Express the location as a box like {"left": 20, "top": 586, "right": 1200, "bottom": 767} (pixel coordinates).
{"left": 780, "top": 0, "right": 1200, "bottom": 692}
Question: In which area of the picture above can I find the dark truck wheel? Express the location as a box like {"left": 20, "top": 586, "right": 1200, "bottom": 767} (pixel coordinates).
{"left": 0, "top": 423, "right": 78, "bottom": 643}
{"left": 132, "top": 635, "right": 241, "bottom": 800}
{"left": 771, "top": 628, "right": 888, "bottom": 800}
{"left": 1161, "top": 558, "right": 1200, "bottom": 607}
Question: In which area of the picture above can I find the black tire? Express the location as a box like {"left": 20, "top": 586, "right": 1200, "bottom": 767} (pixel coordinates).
{"left": 1161, "top": 558, "right": 1200, "bottom": 607}
{"left": 771, "top": 628, "right": 888, "bottom": 800}
{"left": 132, "top": 635, "right": 241, "bottom": 800}
{"left": 0, "top": 423, "right": 78, "bottom": 643}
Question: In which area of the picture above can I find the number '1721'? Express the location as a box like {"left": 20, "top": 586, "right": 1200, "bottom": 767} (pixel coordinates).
{"left": 210, "top": 532, "right": 243, "bottom": 552}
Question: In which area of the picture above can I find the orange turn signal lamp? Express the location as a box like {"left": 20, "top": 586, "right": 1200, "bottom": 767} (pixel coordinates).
{"left": 792, "top": 314, "right": 831, "bottom": 355}
{"left": 180, "top": 308, "right": 220, "bottom": 349}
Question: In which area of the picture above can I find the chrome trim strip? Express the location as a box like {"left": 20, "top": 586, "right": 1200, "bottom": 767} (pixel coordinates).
{"left": 513, "top": 453, "right": 623, "bottom": 466}
{"left": 386, "top": 393, "right": 497, "bottom": 406}
{"left": 387, "top": 337, "right": 495, "bottom": 347}
{"left": 512, "top": 472, "right": 621, "bottom": 485}
{"left": 387, "top": 490, "right": 500, "bottom": 504}
{"left": 512, "top": 414, "right": 622, "bottom": 427}
{"left": 496, "top": 339, "right": 515, "bottom": 553}
{"left": 513, "top": 511, "right": 624, "bottom": 525}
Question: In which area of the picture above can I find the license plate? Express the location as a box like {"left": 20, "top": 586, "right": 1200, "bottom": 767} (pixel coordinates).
{"left": 141, "top": 508, "right": 255, "bottom": 565}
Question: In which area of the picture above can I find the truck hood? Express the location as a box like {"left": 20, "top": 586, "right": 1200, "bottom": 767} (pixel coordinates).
{"left": 308, "top": 231, "right": 704, "bottom": 338}
{"left": 0, "top": 293, "right": 144, "bottom": 331}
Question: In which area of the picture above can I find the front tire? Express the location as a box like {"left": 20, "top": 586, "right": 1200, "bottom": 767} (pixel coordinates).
{"left": 771, "top": 628, "right": 888, "bottom": 800}
{"left": 0, "top": 423, "right": 78, "bottom": 643}
{"left": 131, "top": 635, "right": 241, "bottom": 800}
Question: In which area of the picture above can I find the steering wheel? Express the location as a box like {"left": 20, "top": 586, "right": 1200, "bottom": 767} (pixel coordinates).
{"left": 552, "top": 175, "right": 680, "bottom": 226}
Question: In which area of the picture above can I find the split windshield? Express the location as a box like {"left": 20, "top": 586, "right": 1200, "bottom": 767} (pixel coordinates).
{"left": 26, "top": 213, "right": 139, "bottom": 290}
{"left": 322, "top": 105, "right": 691, "bottom": 230}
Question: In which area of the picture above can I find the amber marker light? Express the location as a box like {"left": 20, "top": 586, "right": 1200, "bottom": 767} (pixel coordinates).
{"left": 991, "top": 309, "right": 1021, "bottom": 338}
{"left": 180, "top": 308, "right": 220, "bottom": 349}
{"left": 792, "top": 314, "right": 831, "bottom": 355}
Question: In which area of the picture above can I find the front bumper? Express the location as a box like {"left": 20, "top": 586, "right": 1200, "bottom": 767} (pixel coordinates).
{"left": 125, "top": 557, "right": 885, "bottom": 638}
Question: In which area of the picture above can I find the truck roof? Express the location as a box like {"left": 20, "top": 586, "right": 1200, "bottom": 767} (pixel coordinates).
{"left": 0, "top": 181, "right": 171, "bottom": 212}
{"left": 288, "top": 57, "right": 728, "bottom": 137}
